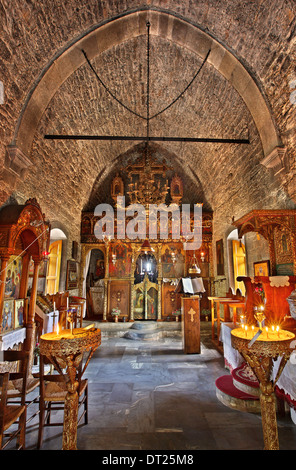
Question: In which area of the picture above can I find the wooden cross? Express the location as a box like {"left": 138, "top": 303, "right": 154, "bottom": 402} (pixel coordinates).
{"left": 188, "top": 308, "right": 196, "bottom": 322}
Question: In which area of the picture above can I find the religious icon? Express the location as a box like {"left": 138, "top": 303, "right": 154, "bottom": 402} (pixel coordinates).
{"left": 15, "top": 299, "right": 25, "bottom": 328}
{"left": 95, "top": 259, "right": 105, "bottom": 279}
{"left": 5, "top": 255, "right": 22, "bottom": 299}
{"left": 2, "top": 299, "right": 14, "bottom": 333}
{"left": 254, "top": 260, "right": 270, "bottom": 277}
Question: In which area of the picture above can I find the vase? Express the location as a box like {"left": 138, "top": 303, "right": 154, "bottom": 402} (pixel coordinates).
{"left": 175, "top": 316, "right": 179, "bottom": 322}
{"left": 114, "top": 316, "right": 118, "bottom": 323}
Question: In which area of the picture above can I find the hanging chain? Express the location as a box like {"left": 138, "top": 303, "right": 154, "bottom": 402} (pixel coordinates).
{"left": 146, "top": 21, "right": 150, "bottom": 139}
{"left": 82, "top": 22, "right": 210, "bottom": 125}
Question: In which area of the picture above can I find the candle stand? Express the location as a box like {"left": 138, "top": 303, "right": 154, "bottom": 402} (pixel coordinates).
{"left": 231, "top": 326, "right": 295, "bottom": 450}
{"left": 39, "top": 327, "right": 101, "bottom": 450}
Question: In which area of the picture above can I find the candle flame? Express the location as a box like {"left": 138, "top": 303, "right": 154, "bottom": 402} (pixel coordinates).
{"left": 57, "top": 323, "right": 60, "bottom": 335}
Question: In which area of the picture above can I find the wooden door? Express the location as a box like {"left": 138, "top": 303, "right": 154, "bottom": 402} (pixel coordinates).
{"left": 46, "top": 240, "right": 62, "bottom": 294}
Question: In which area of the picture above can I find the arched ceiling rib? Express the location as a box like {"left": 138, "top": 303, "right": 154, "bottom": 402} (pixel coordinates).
{"left": 14, "top": 10, "right": 280, "bottom": 158}
{"left": 20, "top": 30, "right": 265, "bottom": 217}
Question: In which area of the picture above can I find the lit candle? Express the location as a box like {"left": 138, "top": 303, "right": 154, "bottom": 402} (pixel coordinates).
{"left": 245, "top": 325, "right": 248, "bottom": 337}
{"left": 265, "top": 326, "right": 269, "bottom": 339}
{"left": 67, "top": 297, "right": 69, "bottom": 310}
{"left": 53, "top": 301, "right": 56, "bottom": 312}
{"left": 56, "top": 323, "right": 60, "bottom": 336}
{"left": 251, "top": 325, "right": 254, "bottom": 332}
{"left": 276, "top": 325, "right": 280, "bottom": 338}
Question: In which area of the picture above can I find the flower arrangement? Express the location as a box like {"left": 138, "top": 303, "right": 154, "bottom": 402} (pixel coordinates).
{"left": 254, "top": 285, "right": 265, "bottom": 303}
{"left": 172, "top": 309, "right": 181, "bottom": 316}
{"left": 34, "top": 342, "right": 40, "bottom": 357}
{"left": 172, "top": 309, "right": 181, "bottom": 321}
{"left": 111, "top": 307, "right": 121, "bottom": 316}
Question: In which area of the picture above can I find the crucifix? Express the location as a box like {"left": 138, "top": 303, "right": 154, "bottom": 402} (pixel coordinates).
{"left": 44, "top": 22, "right": 249, "bottom": 146}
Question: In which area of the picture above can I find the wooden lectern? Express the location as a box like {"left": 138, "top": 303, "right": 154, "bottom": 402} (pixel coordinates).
{"left": 181, "top": 295, "right": 201, "bottom": 354}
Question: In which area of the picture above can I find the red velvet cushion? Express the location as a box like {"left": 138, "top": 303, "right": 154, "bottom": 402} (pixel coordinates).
{"left": 215, "top": 375, "right": 259, "bottom": 400}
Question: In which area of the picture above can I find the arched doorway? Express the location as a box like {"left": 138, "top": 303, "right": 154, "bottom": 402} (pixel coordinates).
{"left": 133, "top": 252, "right": 158, "bottom": 320}
{"left": 86, "top": 248, "right": 105, "bottom": 319}
{"left": 227, "top": 229, "right": 247, "bottom": 296}
{"left": 46, "top": 228, "right": 67, "bottom": 294}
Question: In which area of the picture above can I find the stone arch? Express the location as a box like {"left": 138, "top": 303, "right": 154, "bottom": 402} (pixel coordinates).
{"left": 11, "top": 9, "right": 281, "bottom": 164}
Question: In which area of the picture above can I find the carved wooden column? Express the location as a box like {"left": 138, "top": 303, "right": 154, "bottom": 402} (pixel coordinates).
{"left": 103, "top": 280, "right": 108, "bottom": 322}
{"left": 19, "top": 253, "right": 30, "bottom": 299}
{"left": 290, "top": 233, "right": 296, "bottom": 275}
{"left": 268, "top": 238, "right": 277, "bottom": 276}
{"left": 103, "top": 241, "right": 110, "bottom": 322}
{"left": 157, "top": 243, "right": 162, "bottom": 321}
{"left": 0, "top": 255, "right": 10, "bottom": 333}
{"left": 25, "top": 258, "right": 40, "bottom": 353}
{"left": 129, "top": 244, "right": 137, "bottom": 322}
{"left": 130, "top": 286, "right": 135, "bottom": 322}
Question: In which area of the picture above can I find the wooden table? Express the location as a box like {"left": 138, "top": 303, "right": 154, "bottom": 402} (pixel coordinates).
{"left": 219, "top": 299, "right": 245, "bottom": 323}
{"left": 39, "top": 326, "right": 101, "bottom": 450}
{"left": 231, "top": 326, "right": 295, "bottom": 450}
{"left": 208, "top": 297, "right": 245, "bottom": 342}
{"left": 208, "top": 297, "right": 232, "bottom": 341}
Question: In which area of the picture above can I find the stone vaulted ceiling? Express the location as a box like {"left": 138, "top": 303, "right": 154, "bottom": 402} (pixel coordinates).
{"left": 0, "top": 1, "right": 296, "bottom": 241}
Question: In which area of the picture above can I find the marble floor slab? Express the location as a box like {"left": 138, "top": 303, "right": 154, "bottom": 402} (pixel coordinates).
{"left": 13, "top": 322, "right": 296, "bottom": 451}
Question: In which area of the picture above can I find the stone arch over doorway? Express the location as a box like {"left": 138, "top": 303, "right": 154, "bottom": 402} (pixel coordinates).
{"left": 10, "top": 8, "right": 281, "bottom": 166}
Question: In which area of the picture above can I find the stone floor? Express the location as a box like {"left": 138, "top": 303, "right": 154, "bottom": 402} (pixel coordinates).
{"left": 15, "top": 322, "right": 296, "bottom": 451}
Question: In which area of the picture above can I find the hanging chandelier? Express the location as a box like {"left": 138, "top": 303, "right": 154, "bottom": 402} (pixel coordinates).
{"left": 127, "top": 145, "right": 169, "bottom": 207}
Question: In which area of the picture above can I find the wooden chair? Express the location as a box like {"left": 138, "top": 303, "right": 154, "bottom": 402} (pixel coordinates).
{"left": 5, "top": 357, "right": 40, "bottom": 425}
{"left": 37, "top": 353, "right": 88, "bottom": 449}
{"left": 0, "top": 350, "right": 29, "bottom": 450}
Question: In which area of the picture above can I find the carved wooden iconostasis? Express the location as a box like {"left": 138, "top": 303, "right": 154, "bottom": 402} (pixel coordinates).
{"left": 233, "top": 209, "right": 296, "bottom": 276}
{"left": 233, "top": 209, "right": 296, "bottom": 329}
{"left": 0, "top": 198, "right": 50, "bottom": 358}
{"left": 80, "top": 151, "right": 213, "bottom": 322}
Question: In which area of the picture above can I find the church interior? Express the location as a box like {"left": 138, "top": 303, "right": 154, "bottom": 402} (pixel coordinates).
{"left": 0, "top": 0, "right": 296, "bottom": 452}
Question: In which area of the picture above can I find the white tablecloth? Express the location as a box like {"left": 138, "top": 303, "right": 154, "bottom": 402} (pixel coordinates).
{"left": 273, "top": 356, "right": 296, "bottom": 404}
{"left": 220, "top": 322, "right": 244, "bottom": 371}
{"left": 0, "top": 327, "right": 26, "bottom": 351}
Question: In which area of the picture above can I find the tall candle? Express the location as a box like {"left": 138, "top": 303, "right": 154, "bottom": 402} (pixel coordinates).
{"left": 54, "top": 301, "right": 56, "bottom": 312}
{"left": 67, "top": 297, "right": 69, "bottom": 309}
